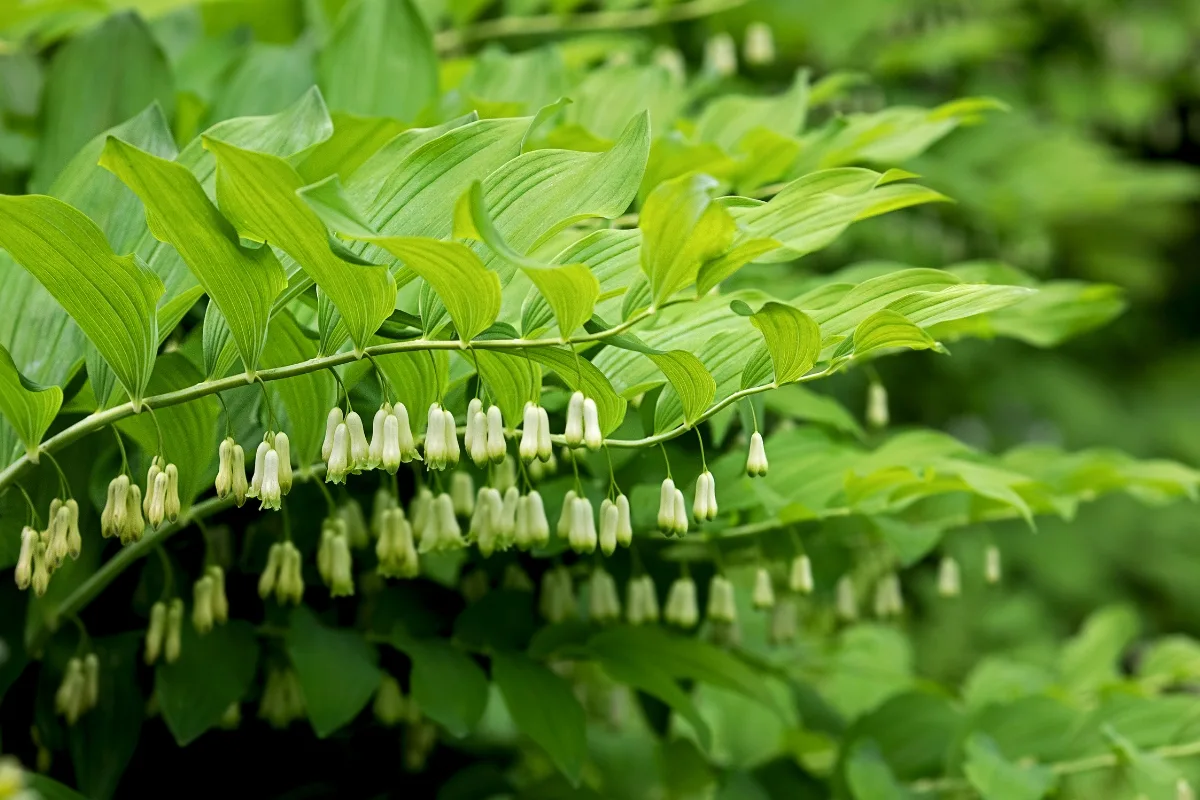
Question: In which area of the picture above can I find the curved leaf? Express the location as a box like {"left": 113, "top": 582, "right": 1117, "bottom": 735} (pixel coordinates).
{"left": 650, "top": 351, "right": 716, "bottom": 431}
{"left": 0, "top": 345, "right": 62, "bottom": 462}
{"left": 639, "top": 173, "right": 736, "bottom": 306}
{"left": 492, "top": 651, "right": 586, "bottom": 785}
{"left": 750, "top": 301, "right": 822, "bottom": 384}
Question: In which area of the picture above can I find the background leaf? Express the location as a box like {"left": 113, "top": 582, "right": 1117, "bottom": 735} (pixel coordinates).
{"left": 286, "top": 606, "right": 381, "bottom": 739}
{"left": 155, "top": 621, "right": 258, "bottom": 746}
{"left": 0, "top": 344, "right": 62, "bottom": 461}
{"left": 491, "top": 651, "right": 586, "bottom": 785}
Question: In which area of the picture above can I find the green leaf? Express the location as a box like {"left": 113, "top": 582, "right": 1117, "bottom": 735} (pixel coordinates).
{"left": 962, "top": 733, "right": 1055, "bottom": 800}
{"left": 474, "top": 350, "right": 542, "bottom": 430}
{"left": 202, "top": 302, "right": 237, "bottom": 381}
{"left": 155, "top": 621, "right": 258, "bottom": 746}
{"left": 0, "top": 195, "right": 164, "bottom": 404}
{"left": 639, "top": 173, "right": 736, "bottom": 306}
{"left": 472, "top": 112, "right": 650, "bottom": 284}
{"left": 695, "top": 70, "right": 809, "bottom": 154}
{"left": 390, "top": 634, "right": 489, "bottom": 738}
{"left": 294, "top": 112, "right": 409, "bottom": 185}
{"left": 762, "top": 385, "right": 865, "bottom": 439}
{"left": 455, "top": 180, "right": 599, "bottom": 337}
{"left": 26, "top": 776, "right": 88, "bottom": 800}
{"left": 695, "top": 237, "right": 782, "bottom": 296}
{"left": 286, "top": 606, "right": 381, "bottom": 738}
{"left": 373, "top": 348, "right": 448, "bottom": 422}
{"left": 32, "top": 12, "right": 174, "bottom": 191}
{"left": 261, "top": 313, "right": 336, "bottom": 471}
{"left": 0, "top": 345, "right": 62, "bottom": 462}
{"left": 850, "top": 309, "right": 944, "bottom": 360}
{"left": 492, "top": 651, "right": 586, "bottom": 784}
{"left": 67, "top": 633, "right": 143, "bottom": 800}
{"left": 524, "top": 228, "right": 641, "bottom": 336}
{"left": 1104, "top": 725, "right": 1182, "bottom": 799}
{"left": 204, "top": 137, "right": 396, "bottom": 352}
{"left": 100, "top": 137, "right": 288, "bottom": 374}
{"left": 845, "top": 741, "right": 914, "bottom": 800}
{"left": 523, "top": 346, "right": 626, "bottom": 435}
{"left": 649, "top": 351, "right": 716, "bottom": 431}
{"left": 318, "top": 0, "right": 436, "bottom": 122}
{"left": 1059, "top": 606, "right": 1139, "bottom": 695}
{"left": 749, "top": 302, "right": 821, "bottom": 384}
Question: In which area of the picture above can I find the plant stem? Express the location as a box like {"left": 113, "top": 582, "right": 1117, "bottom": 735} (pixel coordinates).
{"left": 433, "top": 0, "right": 753, "bottom": 53}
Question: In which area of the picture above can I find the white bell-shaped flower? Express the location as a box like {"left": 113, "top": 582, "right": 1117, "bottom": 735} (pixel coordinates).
{"left": 746, "top": 431, "right": 768, "bottom": 477}
{"left": 664, "top": 577, "right": 698, "bottom": 628}
{"left": 451, "top": 472, "right": 475, "bottom": 517}
{"left": 525, "top": 490, "right": 550, "bottom": 548}
{"left": 569, "top": 496, "right": 597, "bottom": 554}
{"left": 588, "top": 567, "right": 621, "bottom": 623}
{"left": 248, "top": 441, "right": 269, "bottom": 498}
{"left": 274, "top": 432, "right": 292, "bottom": 495}
{"left": 392, "top": 403, "right": 417, "bottom": 462}
{"left": 564, "top": 391, "right": 585, "bottom": 447}
{"left": 707, "top": 575, "right": 737, "bottom": 623}
{"left": 557, "top": 489, "right": 577, "bottom": 540}
{"left": 321, "top": 407, "right": 343, "bottom": 462}
{"left": 743, "top": 21, "right": 776, "bottom": 66}
{"left": 259, "top": 449, "right": 282, "bottom": 511}
{"left": 836, "top": 575, "right": 858, "bottom": 621}
{"left": 615, "top": 494, "right": 633, "bottom": 548}
{"left": 985, "top": 546, "right": 1002, "bottom": 584}
{"left": 368, "top": 405, "right": 389, "bottom": 468}
{"left": 424, "top": 404, "right": 446, "bottom": 469}
{"left": 519, "top": 403, "right": 539, "bottom": 462}
{"left": 381, "top": 413, "right": 402, "bottom": 473}
{"left": 326, "top": 423, "right": 351, "bottom": 484}
{"left": 582, "top": 398, "right": 602, "bottom": 450}
{"left": 442, "top": 409, "right": 460, "bottom": 467}
{"left": 752, "top": 567, "right": 775, "bottom": 609}
{"left": 536, "top": 406, "right": 553, "bottom": 461}
{"left": 346, "top": 411, "right": 370, "bottom": 472}
{"left": 598, "top": 499, "right": 619, "bottom": 556}
{"left": 486, "top": 406, "right": 506, "bottom": 463}
{"left": 657, "top": 479, "right": 677, "bottom": 534}
{"left": 789, "top": 555, "right": 814, "bottom": 595}
{"left": 938, "top": 556, "right": 961, "bottom": 598}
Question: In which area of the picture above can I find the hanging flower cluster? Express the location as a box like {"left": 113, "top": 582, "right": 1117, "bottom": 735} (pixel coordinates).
{"left": 54, "top": 654, "right": 99, "bottom": 726}
{"left": 144, "top": 457, "right": 181, "bottom": 528}
{"left": 16, "top": 496, "right": 82, "bottom": 597}
{"left": 100, "top": 474, "right": 145, "bottom": 544}
{"left": 144, "top": 598, "right": 184, "bottom": 665}
{"left": 192, "top": 566, "right": 230, "bottom": 634}
{"left": 259, "top": 667, "right": 306, "bottom": 729}
{"left": 259, "top": 541, "right": 305, "bottom": 605}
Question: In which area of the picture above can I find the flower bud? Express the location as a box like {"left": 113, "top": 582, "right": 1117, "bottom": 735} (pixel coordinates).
{"left": 588, "top": 567, "right": 621, "bottom": 623}
{"left": 539, "top": 565, "right": 576, "bottom": 623}
{"left": 537, "top": 406, "right": 553, "bottom": 461}
{"left": 377, "top": 509, "right": 419, "bottom": 579}
{"left": 497, "top": 487, "right": 519, "bottom": 544}
{"left": 259, "top": 543, "right": 283, "bottom": 600}
{"left": 56, "top": 658, "right": 85, "bottom": 725}
{"left": 471, "top": 487, "right": 501, "bottom": 556}
{"left": 410, "top": 487, "right": 434, "bottom": 547}
{"left": 374, "top": 674, "right": 408, "bottom": 727}
{"left": 789, "top": 555, "right": 814, "bottom": 594}
{"left": 525, "top": 490, "right": 550, "bottom": 548}
{"left": 564, "top": 391, "right": 585, "bottom": 447}
{"left": 31, "top": 540, "right": 50, "bottom": 596}
{"left": 938, "top": 556, "right": 961, "bottom": 598}
{"left": 513, "top": 492, "right": 532, "bottom": 550}
{"left": 866, "top": 381, "right": 889, "bottom": 429}
{"left": 148, "top": 470, "right": 169, "bottom": 528}
{"left": 519, "top": 403, "right": 540, "bottom": 461}
{"left": 163, "top": 464, "right": 180, "bottom": 522}
{"left": 102, "top": 474, "right": 130, "bottom": 538}
{"left": 752, "top": 567, "right": 775, "bottom": 609}
{"left": 464, "top": 397, "right": 483, "bottom": 447}
{"left": 557, "top": 489, "right": 578, "bottom": 540}
{"left": 769, "top": 598, "right": 797, "bottom": 644}
{"left": 82, "top": 653, "right": 99, "bottom": 711}
{"left": 123, "top": 483, "right": 145, "bottom": 544}
{"left": 599, "top": 499, "right": 619, "bottom": 556}
{"left": 321, "top": 407, "right": 344, "bottom": 461}
{"left": 215, "top": 438, "right": 233, "bottom": 499}
{"left": 485, "top": 406, "right": 506, "bottom": 464}
{"left": 381, "top": 413, "right": 402, "bottom": 473}
{"left": 143, "top": 463, "right": 160, "bottom": 516}
{"left": 657, "top": 479, "right": 676, "bottom": 534}
{"left": 672, "top": 489, "right": 688, "bottom": 537}
{"left": 693, "top": 472, "right": 718, "bottom": 522}
{"left": 704, "top": 32, "right": 737, "bottom": 77}
{"left": 743, "top": 22, "right": 775, "bottom": 66}
{"left": 570, "top": 496, "right": 597, "bottom": 554}
{"left": 259, "top": 449, "right": 282, "bottom": 511}
{"left": 15, "top": 526, "right": 36, "bottom": 590}
{"left": 443, "top": 409, "right": 460, "bottom": 466}
{"left": 368, "top": 404, "right": 389, "bottom": 468}
{"left": 346, "top": 411, "right": 370, "bottom": 472}
{"left": 48, "top": 503, "right": 71, "bottom": 566}
{"left": 582, "top": 398, "right": 602, "bottom": 450}
{"left": 208, "top": 566, "right": 229, "bottom": 623}
{"left": 247, "top": 442, "right": 268, "bottom": 498}
{"left": 329, "top": 534, "right": 355, "bottom": 597}
{"left": 468, "top": 409, "right": 489, "bottom": 467}
{"left": 193, "top": 576, "right": 215, "bottom": 634}
{"left": 326, "top": 423, "right": 350, "bottom": 483}
{"left": 424, "top": 404, "right": 446, "bottom": 469}
{"left": 665, "top": 576, "right": 698, "bottom": 628}
{"left": 278, "top": 542, "right": 305, "bottom": 604}
{"left": 274, "top": 432, "right": 292, "bottom": 494}
{"left": 707, "top": 575, "right": 737, "bottom": 623}
{"left": 451, "top": 472, "right": 475, "bottom": 517}
{"left": 836, "top": 575, "right": 858, "bottom": 622}
{"left": 746, "top": 432, "right": 768, "bottom": 477}
{"left": 165, "top": 598, "right": 184, "bottom": 663}
{"left": 230, "top": 444, "right": 248, "bottom": 506}
{"left": 985, "top": 545, "right": 1002, "bottom": 585}
{"left": 392, "top": 403, "right": 417, "bottom": 463}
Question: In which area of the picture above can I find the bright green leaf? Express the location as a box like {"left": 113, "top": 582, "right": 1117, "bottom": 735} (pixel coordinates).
{"left": 0, "top": 345, "right": 62, "bottom": 462}
{"left": 750, "top": 302, "right": 822, "bottom": 384}
{"left": 963, "top": 733, "right": 1056, "bottom": 800}
{"left": 640, "top": 173, "right": 736, "bottom": 305}
{"left": 492, "top": 650, "right": 586, "bottom": 784}
{"left": 650, "top": 351, "right": 716, "bottom": 431}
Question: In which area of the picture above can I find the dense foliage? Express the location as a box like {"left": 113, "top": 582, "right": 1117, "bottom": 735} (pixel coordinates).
{"left": 1, "top": 1, "right": 1199, "bottom": 798}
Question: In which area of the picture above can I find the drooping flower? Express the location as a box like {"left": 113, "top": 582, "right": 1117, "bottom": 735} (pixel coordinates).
{"left": 707, "top": 575, "right": 737, "bottom": 623}
{"left": 866, "top": 381, "right": 889, "bottom": 429}
{"left": 582, "top": 398, "right": 602, "bottom": 450}
{"left": 193, "top": 576, "right": 215, "bottom": 634}
{"left": 746, "top": 432, "right": 768, "bottom": 477}
{"left": 692, "top": 471, "right": 718, "bottom": 522}
{"left": 703, "top": 31, "right": 737, "bottom": 77}
{"left": 208, "top": 565, "right": 229, "bottom": 623}
{"left": 165, "top": 598, "right": 184, "bottom": 664}
{"left": 519, "top": 403, "right": 540, "bottom": 462}
{"left": 938, "top": 556, "right": 961, "bottom": 598}
{"left": 752, "top": 567, "right": 775, "bottom": 609}
{"left": 598, "top": 499, "right": 619, "bottom": 556}
{"left": 538, "top": 565, "right": 576, "bottom": 623}
{"left": 329, "top": 534, "right": 355, "bottom": 597}
{"left": 836, "top": 575, "right": 858, "bottom": 622}
{"left": 326, "top": 423, "right": 351, "bottom": 483}
{"left": 588, "top": 567, "right": 621, "bottom": 623}
{"left": 486, "top": 405, "right": 506, "bottom": 463}
{"left": 321, "top": 407, "right": 343, "bottom": 462}
{"left": 564, "top": 391, "right": 585, "bottom": 447}
{"left": 743, "top": 21, "right": 776, "bottom": 66}
{"left": 789, "top": 555, "right": 814, "bottom": 595}
{"left": 569, "top": 495, "right": 597, "bottom": 554}
{"left": 664, "top": 576, "right": 698, "bottom": 628}
{"left": 985, "top": 545, "right": 1002, "bottom": 584}
{"left": 626, "top": 575, "right": 660, "bottom": 625}
{"left": 14, "top": 526, "right": 36, "bottom": 590}
{"left": 101, "top": 474, "right": 129, "bottom": 538}
{"left": 451, "top": 471, "right": 475, "bottom": 517}
{"left": 144, "top": 601, "right": 166, "bottom": 665}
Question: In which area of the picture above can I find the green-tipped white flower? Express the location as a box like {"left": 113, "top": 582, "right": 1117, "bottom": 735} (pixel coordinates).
{"left": 82, "top": 653, "right": 99, "bottom": 712}
{"left": 321, "top": 407, "right": 343, "bottom": 462}
{"left": 599, "top": 499, "right": 619, "bottom": 556}
{"left": 582, "top": 398, "right": 602, "bottom": 450}
{"left": 259, "top": 542, "right": 283, "bottom": 600}
{"left": 569, "top": 495, "right": 597, "bottom": 554}
{"left": 836, "top": 575, "right": 858, "bottom": 622}
{"left": 394, "top": 403, "right": 418, "bottom": 465}
{"left": 377, "top": 508, "right": 419, "bottom": 579}
{"left": 368, "top": 404, "right": 389, "bottom": 468}
{"left": 471, "top": 487, "right": 502, "bottom": 557}
{"left": 62, "top": 499, "right": 81, "bottom": 560}
{"left": 346, "top": 411, "right": 370, "bottom": 472}
{"left": 102, "top": 474, "right": 129, "bottom": 538}
{"left": 497, "top": 487, "right": 519, "bottom": 544}
{"left": 536, "top": 406, "right": 552, "bottom": 461}
{"left": 215, "top": 437, "right": 247, "bottom": 506}
{"left": 468, "top": 405, "right": 489, "bottom": 467}
{"left": 451, "top": 472, "right": 475, "bottom": 517}
{"left": 789, "top": 555, "right": 814, "bottom": 594}
{"left": 520, "top": 490, "right": 550, "bottom": 549}
{"left": 866, "top": 381, "right": 888, "bottom": 429}
{"left": 274, "top": 432, "right": 292, "bottom": 494}
{"left": 557, "top": 489, "right": 577, "bottom": 540}
{"left": 985, "top": 545, "right": 1002, "bottom": 584}
{"left": 627, "top": 574, "right": 660, "bottom": 625}
{"left": 55, "top": 657, "right": 87, "bottom": 725}
{"left": 528, "top": 448, "right": 557, "bottom": 481}
{"left": 743, "top": 21, "right": 775, "bottom": 66}
{"left": 769, "top": 598, "right": 797, "bottom": 644}
{"left": 873, "top": 572, "right": 903, "bottom": 618}
{"left": 564, "top": 391, "right": 585, "bottom": 447}
{"left": 14, "top": 526, "right": 35, "bottom": 590}
{"left": 317, "top": 518, "right": 344, "bottom": 583}
{"left": 193, "top": 576, "right": 215, "bottom": 634}
{"left": 277, "top": 542, "right": 305, "bottom": 605}
{"left": 30, "top": 539, "right": 50, "bottom": 596}
{"left": 519, "top": 403, "right": 540, "bottom": 461}
{"left": 247, "top": 442, "right": 268, "bottom": 498}
{"left": 443, "top": 408, "right": 460, "bottom": 467}
{"left": 410, "top": 487, "right": 434, "bottom": 547}
{"left": 746, "top": 432, "right": 768, "bottom": 477}
{"left": 259, "top": 449, "right": 282, "bottom": 511}
{"left": 588, "top": 567, "right": 621, "bottom": 623}
{"left": 486, "top": 405, "right": 506, "bottom": 463}
{"left": 704, "top": 32, "right": 737, "bottom": 77}
{"left": 420, "top": 493, "right": 464, "bottom": 553}
{"left": 259, "top": 668, "right": 306, "bottom": 729}
{"left": 424, "top": 403, "right": 447, "bottom": 469}
{"left": 147, "top": 469, "right": 169, "bottom": 528}
{"left": 615, "top": 494, "right": 634, "bottom": 548}
{"left": 938, "top": 556, "right": 961, "bottom": 598}
{"left": 492, "top": 455, "right": 517, "bottom": 494}
{"left": 371, "top": 488, "right": 399, "bottom": 538}
{"left": 145, "top": 600, "right": 166, "bottom": 664}
{"left": 373, "top": 674, "right": 408, "bottom": 727}
{"left": 208, "top": 565, "right": 229, "bottom": 623}
{"left": 693, "top": 471, "right": 718, "bottom": 522}
{"left": 144, "top": 461, "right": 161, "bottom": 516}
{"left": 326, "top": 423, "right": 351, "bottom": 484}
{"left": 707, "top": 575, "right": 737, "bottom": 623}
{"left": 539, "top": 565, "right": 577, "bottom": 623}
{"left": 329, "top": 533, "right": 355, "bottom": 597}
{"left": 165, "top": 597, "right": 184, "bottom": 664}
{"left": 752, "top": 567, "right": 775, "bottom": 609}
{"left": 339, "top": 498, "right": 369, "bottom": 549}
{"left": 656, "top": 480, "right": 689, "bottom": 537}
{"left": 664, "top": 576, "right": 699, "bottom": 628}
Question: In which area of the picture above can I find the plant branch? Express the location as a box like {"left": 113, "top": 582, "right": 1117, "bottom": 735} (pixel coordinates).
{"left": 433, "top": 0, "right": 753, "bottom": 53}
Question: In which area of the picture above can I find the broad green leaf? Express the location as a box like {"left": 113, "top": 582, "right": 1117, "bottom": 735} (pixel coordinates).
{"left": 845, "top": 743, "right": 914, "bottom": 800}
{"left": 115, "top": 354, "right": 219, "bottom": 506}
{"left": 696, "top": 70, "right": 810, "bottom": 154}
{"left": 523, "top": 346, "right": 626, "bottom": 435}
{"left": 0, "top": 345, "right": 62, "bottom": 462}
{"left": 983, "top": 282, "right": 1127, "bottom": 348}
{"left": 293, "top": 112, "right": 409, "bottom": 184}
{"left": 523, "top": 228, "right": 642, "bottom": 336}
{"left": 101, "top": 137, "right": 287, "bottom": 374}
{"left": 286, "top": 606, "right": 381, "bottom": 738}
{"left": 472, "top": 112, "right": 650, "bottom": 283}
{"left": 639, "top": 173, "right": 736, "bottom": 306}
{"left": 0, "top": 252, "right": 87, "bottom": 393}
{"left": 261, "top": 313, "right": 336, "bottom": 471}
{"left": 0, "top": 195, "right": 163, "bottom": 404}
{"left": 564, "top": 64, "right": 684, "bottom": 142}
{"left": 373, "top": 348, "right": 449, "bottom": 421}
{"left": 26, "top": 776, "right": 87, "bottom": 800}
{"left": 762, "top": 385, "right": 865, "bottom": 439}
{"left": 474, "top": 350, "right": 541, "bottom": 431}
{"left": 455, "top": 180, "right": 599, "bottom": 338}
{"left": 492, "top": 651, "right": 586, "bottom": 784}
{"left": 1059, "top": 606, "right": 1139, "bottom": 694}
{"left": 391, "top": 634, "right": 489, "bottom": 737}
{"left": 850, "top": 310, "right": 944, "bottom": 360}
{"left": 155, "top": 621, "right": 258, "bottom": 746}
{"left": 458, "top": 47, "right": 569, "bottom": 115}
{"left": 650, "top": 351, "right": 716, "bottom": 432}
{"left": 207, "top": 42, "right": 314, "bottom": 124}
{"left": 204, "top": 137, "right": 396, "bottom": 351}
{"left": 32, "top": 12, "right": 174, "bottom": 191}
{"left": 202, "top": 302, "right": 237, "bottom": 381}
{"left": 66, "top": 633, "right": 143, "bottom": 800}
{"left": 695, "top": 237, "right": 782, "bottom": 295}
{"left": 749, "top": 302, "right": 821, "bottom": 384}
{"left": 962, "top": 733, "right": 1055, "bottom": 800}
{"left": 318, "top": 0, "right": 436, "bottom": 122}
